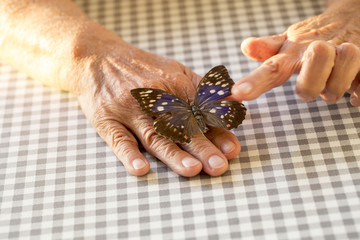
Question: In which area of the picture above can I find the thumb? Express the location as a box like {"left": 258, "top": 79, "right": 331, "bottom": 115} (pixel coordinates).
{"left": 241, "top": 34, "right": 286, "bottom": 62}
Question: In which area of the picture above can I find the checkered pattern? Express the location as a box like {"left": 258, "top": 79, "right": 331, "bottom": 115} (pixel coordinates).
{"left": 1, "top": 0, "right": 360, "bottom": 239}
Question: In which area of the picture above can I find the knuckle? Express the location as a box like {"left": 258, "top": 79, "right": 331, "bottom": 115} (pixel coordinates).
{"left": 262, "top": 57, "right": 293, "bottom": 86}
{"left": 309, "top": 40, "right": 332, "bottom": 52}
{"left": 92, "top": 109, "right": 113, "bottom": 133}
{"left": 111, "top": 129, "right": 137, "bottom": 152}
{"left": 141, "top": 123, "right": 160, "bottom": 146}
{"left": 337, "top": 43, "right": 360, "bottom": 59}
{"left": 92, "top": 110, "right": 137, "bottom": 151}
{"left": 306, "top": 40, "right": 335, "bottom": 59}
{"left": 141, "top": 123, "right": 175, "bottom": 156}
{"left": 188, "top": 137, "right": 216, "bottom": 154}
{"left": 263, "top": 58, "right": 281, "bottom": 74}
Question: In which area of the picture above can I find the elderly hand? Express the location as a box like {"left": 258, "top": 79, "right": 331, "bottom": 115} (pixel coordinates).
{"left": 76, "top": 38, "right": 242, "bottom": 177}
{"left": 0, "top": 0, "right": 241, "bottom": 177}
{"left": 232, "top": 0, "right": 360, "bottom": 106}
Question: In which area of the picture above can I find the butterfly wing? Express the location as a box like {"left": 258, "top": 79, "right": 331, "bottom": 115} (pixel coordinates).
{"left": 201, "top": 100, "right": 246, "bottom": 130}
{"left": 194, "top": 65, "right": 235, "bottom": 107}
{"left": 194, "top": 65, "right": 247, "bottom": 130}
{"left": 130, "top": 88, "right": 189, "bottom": 117}
{"left": 153, "top": 112, "right": 199, "bottom": 143}
{"left": 131, "top": 88, "right": 198, "bottom": 143}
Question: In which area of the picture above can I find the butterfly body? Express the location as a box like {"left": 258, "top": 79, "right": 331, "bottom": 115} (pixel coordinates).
{"left": 131, "top": 65, "right": 246, "bottom": 144}
{"left": 191, "top": 105, "right": 209, "bottom": 133}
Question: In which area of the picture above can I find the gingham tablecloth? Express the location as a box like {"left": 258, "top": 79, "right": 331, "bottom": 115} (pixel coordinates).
{"left": 1, "top": 0, "right": 360, "bottom": 239}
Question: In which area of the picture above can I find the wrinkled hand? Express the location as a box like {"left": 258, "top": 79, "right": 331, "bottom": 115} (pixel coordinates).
{"left": 75, "top": 39, "right": 241, "bottom": 177}
{"left": 232, "top": 0, "right": 360, "bottom": 106}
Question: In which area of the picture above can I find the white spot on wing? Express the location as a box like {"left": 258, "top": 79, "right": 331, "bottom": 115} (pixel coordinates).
{"left": 209, "top": 108, "right": 216, "bottom": 113}
{"left": 217, "top": 90, "right": 225, "bottom": 96}
{"left": 210, "top": 89, "right": 216, "bottom": 93}
{"left": 157, "top": 106, "right": 165, "bottom": 111}
{"left": 142, "top": 90, "right": 153, "bottom": 94}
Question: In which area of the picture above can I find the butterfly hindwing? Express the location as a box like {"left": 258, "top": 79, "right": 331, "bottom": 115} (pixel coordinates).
{"left": 153, "top": 112, "right": 198, "bottom": 144}
{"left": 201, "top": 100, "right": 246, "bottom": 130}
{"left": 130, "top": 88, "right": 188, "bottom": 117}
{"left": 195, "top": 65, "right": 235, "bottom": 106}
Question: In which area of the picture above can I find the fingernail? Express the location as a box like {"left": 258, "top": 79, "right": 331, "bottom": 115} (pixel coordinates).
{"left": 208, "top": 155, "right": 226, "bottom": 169}
{"left": 350, "top": 94, "right": 360, "bottom": 106}
{"left": 182, "top": 157, "right": 200, "bottom": 168}
{"left": 132, "top": 158, "right": 147, "bottom": 169}
{"left": 234, "top": 82, "right": 252, "bottom": 95}
{"left": 220, "top": 140, "right": 235, "bottom": 154}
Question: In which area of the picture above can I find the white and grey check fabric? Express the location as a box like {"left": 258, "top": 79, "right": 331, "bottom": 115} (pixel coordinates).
{"left": 1, "top": 0, "right": 359, "bottom": 239}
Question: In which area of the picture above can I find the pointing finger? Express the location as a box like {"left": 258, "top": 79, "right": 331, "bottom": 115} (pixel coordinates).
{"left": 232, "top": 53, "right": 299, "bottom": 101}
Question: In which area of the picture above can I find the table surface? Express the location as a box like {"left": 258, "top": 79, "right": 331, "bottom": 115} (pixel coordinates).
{"left": 1, "top": 0, "right": 360, "bottom": 239}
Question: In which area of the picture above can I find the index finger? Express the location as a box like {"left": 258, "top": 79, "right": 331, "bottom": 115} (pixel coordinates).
{"left": 231, "top": 53, "right": 299, "bottom": 101}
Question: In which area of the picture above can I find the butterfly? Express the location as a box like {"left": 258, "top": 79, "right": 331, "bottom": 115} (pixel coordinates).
{"left": 130, "top": 65, "right": 246, "bottom": 144}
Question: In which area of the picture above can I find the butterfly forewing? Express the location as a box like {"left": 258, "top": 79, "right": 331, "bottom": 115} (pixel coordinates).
{"left": 130, "top": 88, "right": 188, "bottom": 117}
{"left": 131, "top": 88, "right": 198, "bottom": 143}
{"left": 201, "top": 100, "right": 246, "bottom": 130}
{"left": 153, "top": 112, "right": 198, "bottom": 143}
{"left": 195, "top": 65, "right": 234, "bottom": 107}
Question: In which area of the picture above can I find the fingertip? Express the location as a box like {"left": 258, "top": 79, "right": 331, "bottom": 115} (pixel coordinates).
{"left": 206, "top": 155, "right": 229, "bottom": 176}
{"left": 220, "top": 139, "right": 241, "bottom": 159}
{"left": 128, "top": 158, "right": 151, "bottom": 176}
{"left": 232, "top": 81, "right": 254, "bottom": 100}
{"left": 181, "top": 136, "right": 229, "bottom": 176}
{"left": 350, "top": 88, "right": 360, "bottom": 106}
{"left": 241, "top": 37, "right": 258, "bottom": 60}
{"left": 295, "top": 87, "right": 318, "bottom": 102}
{"left": 179, "top": 157, "right": 203, "bottom": 177}
{"left": 206, "top": 128, "right": 241, "bottom": 159}
{"left": 241, "top": 34, "right": 286, "bottom": 62}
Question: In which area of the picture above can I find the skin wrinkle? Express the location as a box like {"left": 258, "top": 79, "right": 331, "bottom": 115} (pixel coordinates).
{"left": 141, "top": 127, "right": 169, "bottom": 156}
{"left": 183, "top": 136, "right": 216, "bottom": 155}
{"left": 111, "top": 130, "right": 138, "bottom": 154}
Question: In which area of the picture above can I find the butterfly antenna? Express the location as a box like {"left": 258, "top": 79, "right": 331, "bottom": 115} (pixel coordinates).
{"left": 183, "top": 87, "right": 191, "bottom": 104}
